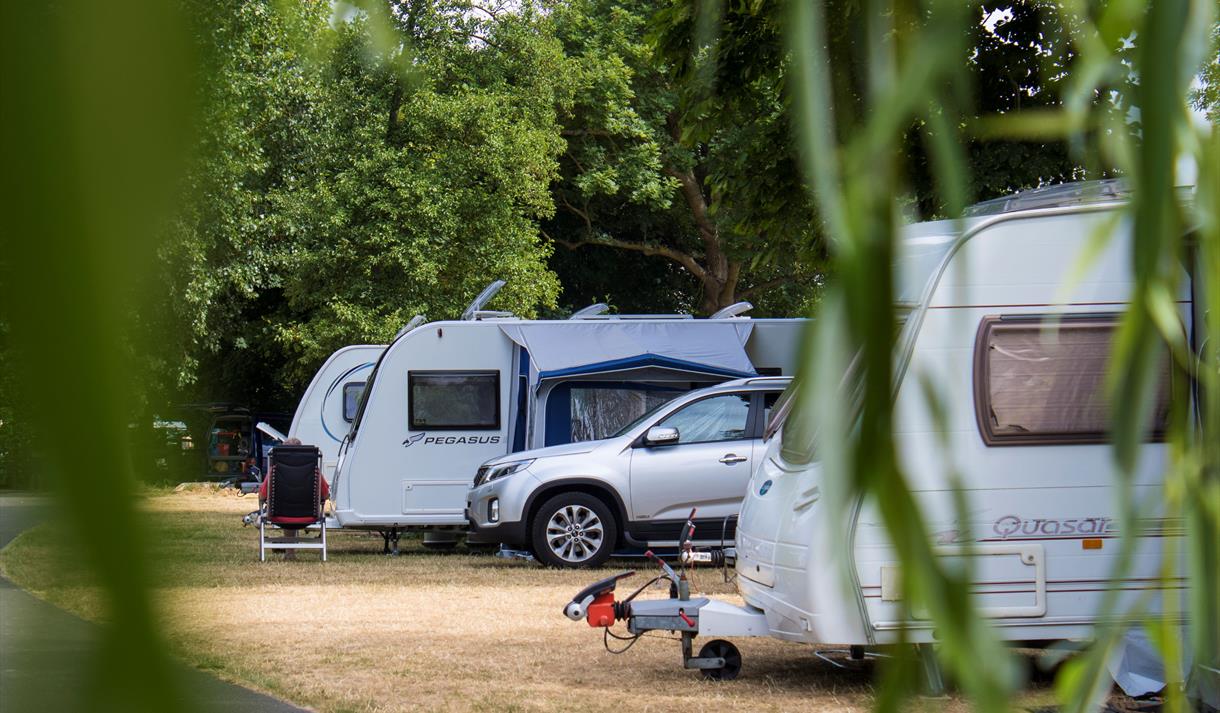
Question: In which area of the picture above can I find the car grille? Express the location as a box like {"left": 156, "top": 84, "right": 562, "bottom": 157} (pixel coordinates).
{"left": 473, "top": 465, "right": 490, "bottom": 487}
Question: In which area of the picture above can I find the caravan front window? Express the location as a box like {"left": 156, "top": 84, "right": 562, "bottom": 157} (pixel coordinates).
{"left": 409, "top": 371, "right": 500, "bottom": 430}
{"left": 973, "top": 315, "right": 1170, "bottom": 445}
{"left": 342, "top": 382, "right": 366, "bottom": 422}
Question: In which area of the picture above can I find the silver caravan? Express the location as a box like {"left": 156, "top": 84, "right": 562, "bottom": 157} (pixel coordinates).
{"left": 331, "top": 285, "right": 804, "bottom": 544}
{"left": 285, "top": 344, "right": 384, "bottom": 480}
{"left": 565, "top": 182, "right": 1205, "bottom": 690}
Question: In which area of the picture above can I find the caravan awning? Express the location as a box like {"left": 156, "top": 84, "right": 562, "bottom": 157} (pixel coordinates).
{"left": 499, "top": 321, "right": 757, "bottom": 380}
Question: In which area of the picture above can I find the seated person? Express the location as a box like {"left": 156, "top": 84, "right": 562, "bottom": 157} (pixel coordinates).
{"left": 259, "top": 438, "right": 329, "bottom": 558}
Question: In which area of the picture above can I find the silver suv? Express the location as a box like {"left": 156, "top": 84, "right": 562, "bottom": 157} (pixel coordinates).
{"left": 466, "top": 377, "right": 790, "bottom": 567}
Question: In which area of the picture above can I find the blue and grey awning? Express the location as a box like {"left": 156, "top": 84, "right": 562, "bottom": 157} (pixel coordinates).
{"left": 499, "top": 321, "right": 757, "bottom": 381}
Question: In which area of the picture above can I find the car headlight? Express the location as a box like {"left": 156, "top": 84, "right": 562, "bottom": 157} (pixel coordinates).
{"left": 476, "top": 459, "right": 533, "bottom": 486}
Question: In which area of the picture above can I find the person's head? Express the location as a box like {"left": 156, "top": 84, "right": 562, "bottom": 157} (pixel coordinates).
{"left": 283, "top": 437, "right": 302, "bottom": 446}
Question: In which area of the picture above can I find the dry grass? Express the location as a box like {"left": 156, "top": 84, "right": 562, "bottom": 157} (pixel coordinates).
{"left": 1, "top": 489, "right": 1057, "bottom": 712}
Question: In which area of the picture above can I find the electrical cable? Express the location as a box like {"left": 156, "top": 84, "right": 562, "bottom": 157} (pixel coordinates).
{"left": 604, "top": 627, "right": 638, "bottom": 641}
{"left": 620, "top": 574, "right": 670, "bottom": 605}
{"left": 603, "top": 627, "right": 642, "bottom": 654}
{"left": 720, "top": 516, "right": 732, "bottom": 583}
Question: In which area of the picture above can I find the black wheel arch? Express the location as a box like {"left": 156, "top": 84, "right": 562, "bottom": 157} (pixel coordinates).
{"left": 524, "top": 478, "right": 628, "bottom": 547}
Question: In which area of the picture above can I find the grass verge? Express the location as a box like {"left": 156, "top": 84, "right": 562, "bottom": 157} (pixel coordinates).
{"left": 0, "top": 489, "right": 1059, "bottom": 712}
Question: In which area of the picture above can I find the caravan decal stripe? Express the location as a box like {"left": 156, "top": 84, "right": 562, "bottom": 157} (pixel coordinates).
{"left": 320, "top": 362, "right": 376, "bottom": 442}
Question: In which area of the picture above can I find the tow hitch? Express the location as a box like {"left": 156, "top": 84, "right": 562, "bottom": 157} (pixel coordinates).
{"left": 562, "top": 509, "right": 767, "bottom": 680}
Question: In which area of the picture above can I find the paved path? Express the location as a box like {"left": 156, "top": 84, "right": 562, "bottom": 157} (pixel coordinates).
{"left": 0, "top": 493, "right": 307, "bottom": 712}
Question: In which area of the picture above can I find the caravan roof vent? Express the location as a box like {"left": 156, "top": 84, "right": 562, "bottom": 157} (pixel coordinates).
{"left": 461, "top": 280, "right": 506, "bottom": 320}
{"left": 472, "top": 310, "right": 516, "bottom": 320}
{"left": 394, "top": 315, "right": 427, "bottom": 340}
{"left": 711, "top": 301, "right": 754, "bottom": 319}
{"left": 963, "top": 178, "right": 1130, "bottom": 218}
{"left": 570, "top": 303, "right": 610, "bottom": 319}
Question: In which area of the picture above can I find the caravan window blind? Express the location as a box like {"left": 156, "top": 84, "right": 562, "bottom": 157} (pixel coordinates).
{"left": 973, "top": 316, "right": 1170, "bottom": 445}
{"left": 408, "top": 371, "right": 500, "bottom": 430}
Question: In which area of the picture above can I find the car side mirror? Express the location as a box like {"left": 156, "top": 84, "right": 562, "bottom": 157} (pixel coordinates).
{"left": 643, "top": 426, "right": 679, "bottom": 447}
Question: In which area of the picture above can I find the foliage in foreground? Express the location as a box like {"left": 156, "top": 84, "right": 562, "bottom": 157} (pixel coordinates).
{"left": 782, "top": 0, "right": 1218, "bottom": 711}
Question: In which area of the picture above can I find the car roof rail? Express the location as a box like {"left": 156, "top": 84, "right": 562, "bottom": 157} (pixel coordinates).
{"left": 743, "top": 376, "right": 793, "bottom": 385}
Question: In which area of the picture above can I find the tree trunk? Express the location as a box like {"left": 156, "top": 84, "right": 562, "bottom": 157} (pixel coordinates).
{"left": 696, "top": 260, "right": 743, "bottom": 314}
{"left": 667, "top": 162, "right": 741, "bottom": 315}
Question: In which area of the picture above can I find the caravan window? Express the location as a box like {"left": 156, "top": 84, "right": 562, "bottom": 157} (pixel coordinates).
{"left": 973, "top": 316, "right": 1169, "bottom": 445}
{"left": 409, "top": 371, "right": 500, "bottom": 431}
{"left": 342, "top": 381, "right": 366, "bottom": 422}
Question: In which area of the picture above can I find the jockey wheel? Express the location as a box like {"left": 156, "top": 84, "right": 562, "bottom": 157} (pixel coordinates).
{"left": 698, "top": 639, "right": 741, "bottom": 681}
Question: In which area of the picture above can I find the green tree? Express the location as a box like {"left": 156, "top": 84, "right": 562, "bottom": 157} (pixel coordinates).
{"left": 1193, "top": 22, "right": 1220, "bottom": 123}
{"left": 267, "top": 7, "right": 564, "bottom": 387}
{"left": 547, "top": 0, "right": 1114, "bottom": 318}
{"left": 545, "top": 0, "right": 823, "bottom": 317}
{"left": 157, "top": 1, "right": 565, "bottom": 404}
{"left": 150, "top": 0, "right": 335, "bottom": 406}
{"left": 0, "top": 320, "right": 37, "bottom": 488}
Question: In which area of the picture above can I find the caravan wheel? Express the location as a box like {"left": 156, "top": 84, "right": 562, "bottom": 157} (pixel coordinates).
{"left": 531, "top": 492, "right": 617, "bottom": 568}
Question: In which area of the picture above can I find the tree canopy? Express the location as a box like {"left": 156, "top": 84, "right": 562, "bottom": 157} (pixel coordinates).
{"left": 26, "top": 0, "right": 1197, "bottom": 421}
{"left": 160, "top": 1, "right": 567, "bottom": 405}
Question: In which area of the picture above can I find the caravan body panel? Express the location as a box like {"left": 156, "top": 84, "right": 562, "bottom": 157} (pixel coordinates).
{"left": 336, "top": 323, "right": 516, "bottom": 527}
{"left": 333, "top": 316, "right": 805, "bottom": 530}
{"left": 737, "top": 203, "right": 1190, "bottom": 645}
{"left": 289, "top": 344, "right": 383, "bottom": 480}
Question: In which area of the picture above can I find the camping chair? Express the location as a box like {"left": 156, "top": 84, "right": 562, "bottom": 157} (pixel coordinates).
{"left": 258, "top": 445, "right": 327, "bottom": 561}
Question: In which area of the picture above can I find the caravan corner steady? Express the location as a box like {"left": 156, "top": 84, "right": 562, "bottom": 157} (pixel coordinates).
{"left": 566, "top": 180, "right": 1201, "bottom": 688}
{"left": 331, "top": 281, "right": 805, "bottom": 552}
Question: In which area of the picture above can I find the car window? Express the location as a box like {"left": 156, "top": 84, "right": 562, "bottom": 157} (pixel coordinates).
{"left": 762, "top": 392, "right": 780, "bottom": 426}
{"left": 209, "top": 417, "right": 250, "bottom": 459}
{"left": 657, "top": 393, "right": 751, "bottom": 444}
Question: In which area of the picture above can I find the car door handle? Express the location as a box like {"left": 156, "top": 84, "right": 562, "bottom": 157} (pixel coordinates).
{"left": 719, "top": 454, "right": 748, "bottom": 465}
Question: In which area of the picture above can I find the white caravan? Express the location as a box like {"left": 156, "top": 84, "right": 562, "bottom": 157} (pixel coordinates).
{"left": 285, "top": 344, "right": 385, "bottom": 480}
{"left": 564, "top": 181, "right": 1202, "bottom": 686}
{"left": 331, "top": 285, "right": 804, "bottom": 546}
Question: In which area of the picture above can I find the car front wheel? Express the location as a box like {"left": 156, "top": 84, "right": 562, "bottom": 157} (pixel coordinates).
{"left": 530, "top": 492, "right": 617, "bottom": 568}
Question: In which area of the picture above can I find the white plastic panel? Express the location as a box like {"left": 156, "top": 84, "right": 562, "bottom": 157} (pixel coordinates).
{"left": 402, "top": 480, "right": 469, "bottom": 516}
